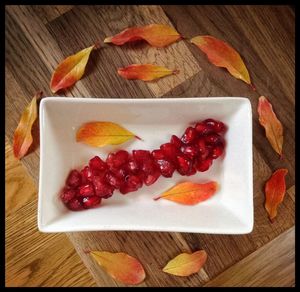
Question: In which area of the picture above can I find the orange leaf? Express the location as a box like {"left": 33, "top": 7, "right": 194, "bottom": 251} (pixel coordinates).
{"left": 104, "top": 24, "right": 181, "bottom": 47}
{"left": 50, "top": 42, "right": 99, "bottom": 93}
{"left": 90, "top": 251, "right": 145, "bottom": 285}
{"left": 163, "top": 250, "right": 207, "bottom": 276}
{"left": 258, "top": 96, "right": 283, "bottom": 157}
{"left": 154, "top": 181, "right": 218, "bottom": 205}
{"left": 118, "top": 64, "right": 179, "bottom": 81}
{"left": 264, "top": 168, "right": 288, "bottom": 223}
{"left": 76, "top": 121, "right": 139, "bottom": 147}
{"left": 191, "top": 35, "right": 251, "bottom": 85}
{"left": 13, "top": 91, "right": 42, "bottom": 160}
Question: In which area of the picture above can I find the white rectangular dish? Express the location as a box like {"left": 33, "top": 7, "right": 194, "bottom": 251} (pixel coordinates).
{"left": 38, "top": 97, "right": 253, "bottom": 234}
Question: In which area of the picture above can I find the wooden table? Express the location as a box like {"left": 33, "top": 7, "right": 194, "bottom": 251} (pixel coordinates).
{"left": 5, "top": 5, "right": 295, "bottom": 287}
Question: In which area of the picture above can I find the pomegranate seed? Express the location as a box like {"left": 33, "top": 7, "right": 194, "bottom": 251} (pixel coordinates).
{"left": 181, "top": 145, "right": 198, "bottom": 160}
{"left": 155, "top": 159, "right": 175, "bottom": 177}
{"left": 66, "top": 170, "right": 82, "bottom": 188}
{"left": 78, "top": 184, "right": 95, "bottom": 197}
{"left": 211, "top": 145, "right": 224, "bottom": 159}
{"left": 181, "top": 127, "right": 197, "bottom": 144}
{"left": 133, "top": 150, "right": 151, "bottom": 164}
{"left": 120, "top": 175, "right": 143, "bottom": 194}
{"left": 196, "top": 138, "right": 210, "bottom": 160}
{"left": 176, "top": 155, "right": 192, "bottom": 175}
{"left": 82, "top": 196, "right": 101, "bottom": 209}
{"left": 106, "top": 172, "right": 123, "bottom": 189}
{"left": 170, "top": 135, "right": 182, "bottom": 148}
{"left": 142, "top": 159, "right": 157, "bottom": 175}
{"left": 151, "top": 149, "right": 165, "bottom": 160}
{"left": 187, "top": 166, "right": 197, "bottom": 176}
{"left": 195, "top": 122, "right": 213, "bottom": 135}
{"left": 205, "top": 133, "right": 222, "bottom": 145}
{"left": 160, "top": 143, "right": 179, "bottom": 162}
{"left": 106, "top": 150, "right": 129, "bottom": 168}
{"left": 67, "top": 198, "right": 84, "bottom": 211}
{"left": 89, "top": 156, "right": 107, "bottom": 172}
{"left": 93, "top": 176, "right": 114, "bottom": 198}
{"left": 144, "top": 170, "right": 160, "bottom": 186}
{"left": 60, "top": 188, "right": 76, "bottom": 204}
{"left": 81, "top": 166, "right": 93, "bottom": 183}
{"left": 126, "top": 158, "right": 139, "bottom": 174}
{"left": 195, "top": 158, "right": 213, "bottom": 172}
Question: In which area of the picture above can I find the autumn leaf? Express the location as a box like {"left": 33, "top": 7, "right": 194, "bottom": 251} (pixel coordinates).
{"left": 13, "top": 91, "right": 42, "bottom": 159}
{"left": 50, "top": 42, "right": 100, "bottom": 93}
{"left": 258, "top": 96, "right": 283, "bottom": 157}
{"left": 76, "top": 121, "right": 139, "bottom": 147}
{"left": 118, "top": 64, "right": 179, "bottom": 81}
{"left": 90, "top": 251, "right": 145, "bottom": 285}
{"left": 104, "top": 24, "right": 181, "bottom": 47}
{"left": 163, "top": 250, "right": 207, "bottom": 277}
{"left": 154, "top": 181, "right": 218, "bottom": 205}
{"left": 191, "top": 35, "right": 251, "bottom": 85}
{"left": 264, "top": 168, "right": 288, "bottom": 223}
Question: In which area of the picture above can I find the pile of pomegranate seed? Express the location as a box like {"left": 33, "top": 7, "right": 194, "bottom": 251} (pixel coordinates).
{"left": 60, "top": 119, "right": 226, "bottom": 211}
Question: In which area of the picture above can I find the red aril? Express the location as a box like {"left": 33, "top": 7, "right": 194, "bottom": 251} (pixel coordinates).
{"left": 60, "top": 187, "right": 77, "bottom": 204}
{"left": 133, "top": 150, "right": 151, "bottom": 164}
{"left": 82, "top": 196, "right": 101, "bottom": 208}
{"left": 67, "top": 198, "right": 84, "bottom": 211}
{"left": 180, "top": 145, "right": 198, "bottom": 160}
{"left": 141, "top": 159, "right": 157, "bottom": 174}
{"left": 196, "top": 138, "right": 209, "bottom": 160}
{"left": 203, "top": 119, "right": 226, "bottom": 133}
{"left": 181, "top": 127, "right": 197, "bottom": 144}
{"left": 195, "top": 158, "right": 213, "bottom": 172}
{"left": 144, "top": 170, "right": 160, "bottom": 186}
{"left": 66, "top": 169, "right": 82, "bottom": 188}
{"left": 176, "top": 155, "right": 192, "bottom": 175}
{"left": 160, "top": 143, "right": 179, "bottom": 162}
{"left": 106, "top": 150, "right": 129, "bottom": 168}
{"left": 120, "top": 175, "right": 143, "bottom": 194}
{"left": 81, "top": 166, "right": 93, "bottom": 183}
{"left": 151, "top": 149, "right": 165, "bottom": 160}
{"left": 170, "top": 135, "right": 182, "bottom": 148}
{"left": 89, "top": 156, "right": 107, "bottom": 172}
{"left": 126, "top": 158, "right": 139, "bottom": 174}
{"left": 155, "top": 159, "right": 175, "bottom": 177}
{"left": 211, "top": 145, "right": 224, "bottom": 159}
{"left": 78, "top": 184, "right": 95, "bottom": 197}
{"left": 187, "top": 166, "right": 197, "bottom": 176}
{"left": 92, "top": 176, "right": 114, "bottom": 198}
{"left": 195, "top": 122, "right": 213, "bottom": 135}
{"left": 106, "top": 171, "right": 123, "bottom": 189}
{"left": 204, "top": 133, "right": 222, "bottom": 145}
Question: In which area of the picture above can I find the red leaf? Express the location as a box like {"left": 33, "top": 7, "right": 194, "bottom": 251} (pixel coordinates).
{"left": 13, "top": 91, "right": 42, "bottom": 159}
{"left": 191, "top": 35, "right": 251, "bottom": 85}
{"left": 264, "top": 168, "right": 288, "bottom": 222}
{"left": 154, "top": 181, "right": 218, "bottom": 205}
{"left": 118, "top": 64, "right": 179, "bottom": 81}
{"left": 258, "top": 96, "right": 283, "bottom": 157}
{"left": 104, "top": 24, "right": 181, "bottom": 47}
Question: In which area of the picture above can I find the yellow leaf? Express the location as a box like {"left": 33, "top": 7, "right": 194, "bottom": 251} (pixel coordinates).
{"left": 90, "top": 251, "right": 145, "bottom": 285}
{"left": 76, "top": 121, "right": 139, "bottom": 147}
{"left": 163, "top": 250, "right": 207, "bottom": 276}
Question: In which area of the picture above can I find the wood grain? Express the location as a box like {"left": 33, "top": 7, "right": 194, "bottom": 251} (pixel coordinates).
{"left": 5, "top": 5, "right": 294, "bottom": 287}
{"left": 5, "top": 141, "right": 96, "bottom": 287}
{"left": 204, "top": 227, "right": 295, "bottom": 287}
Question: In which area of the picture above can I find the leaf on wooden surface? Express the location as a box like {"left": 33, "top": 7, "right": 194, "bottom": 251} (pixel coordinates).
{"left": 118, "top": 64, "right": 179, "bottom": 81}
{"left": 13, "top": 91, "right": 42, "bottom": 159}
{"left": 190, "top": 35, "right": 251, "bottom": 85}
{"left": 264, "top": 168, "right": 288, "bottom": 223}
{"left": 104, "top": 24, "right": 181, "bottom": 47}
{"left": 50, "top": 42, "right": 100, "bottom": 93}
{"left": 163, "top": 250, "right": 207, "bottom": 276}
{"left": 258, "top": 96, "right": 283, "bottom": 157}
{"left": 90, "top": 251, "right": 145, "bottom": 285}
{"left": 154, "top": 181, "right": 218, "bottom": 205}
{"left": 76, "top": 121, "right": 139, "bottom": 147}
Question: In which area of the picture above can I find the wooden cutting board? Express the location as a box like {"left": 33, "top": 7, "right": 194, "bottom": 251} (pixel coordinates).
{"left": 5, "top": 5, "right": 295, "bottom": 287}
